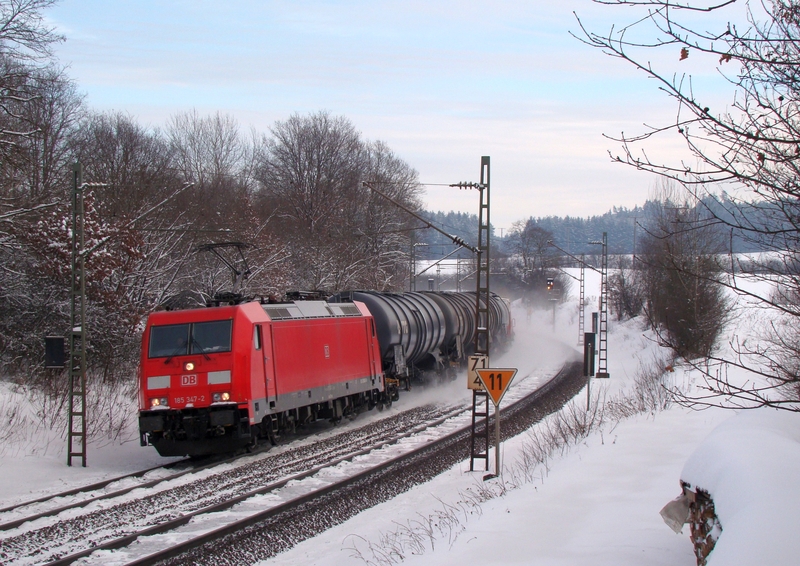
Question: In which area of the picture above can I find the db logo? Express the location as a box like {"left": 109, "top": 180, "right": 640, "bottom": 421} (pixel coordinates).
{"left": 181, "top": 374, "right": 198, "bottom": 386}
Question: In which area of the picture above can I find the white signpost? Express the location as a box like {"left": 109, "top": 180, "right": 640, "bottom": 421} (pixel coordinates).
{"left": 476, "top": 367, "right": 518, "bottom": 479}
{"left": 467, "top": 354, "right": 488, "bottom": 390}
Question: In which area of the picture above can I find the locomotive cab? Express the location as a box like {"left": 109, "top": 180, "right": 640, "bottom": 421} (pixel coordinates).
{"left": 139, "top": 305, "right": 259, "bottom": 456}
{"left": 138, "top": 300, "right": 386, "bottom": 457}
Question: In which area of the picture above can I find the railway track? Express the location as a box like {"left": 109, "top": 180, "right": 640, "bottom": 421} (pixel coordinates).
{"left": 0, "top": 414, "right": 383, "bottom": 533}
{"left": 0, "top": 403, "right": 468, "bottom": 566}
{"left": 0, "top": 361, "right": 583, "bottom": 566}
{"left": 149, "top": 361, "right": 586, "bottom": 566}
{"left": 0, "top": 458, "right": 228, "bottom": 532}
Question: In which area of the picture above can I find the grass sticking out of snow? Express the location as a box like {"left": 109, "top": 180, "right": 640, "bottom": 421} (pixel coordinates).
{"left": 343, "top": 349, "right": 676, "bottom": 566}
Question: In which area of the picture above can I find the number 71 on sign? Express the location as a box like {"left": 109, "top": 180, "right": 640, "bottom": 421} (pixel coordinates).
{"left": 467, "top": 354, "right": 488, "bottom": 391}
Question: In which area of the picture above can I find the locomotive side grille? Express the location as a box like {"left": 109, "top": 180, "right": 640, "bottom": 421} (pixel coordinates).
{"left": 328, "top": 304, "right": 362, "bottom": 317}
{"left": 264, "top": 307, "right": 293, "bottom": 319}
{"left": 263, "top": 301, "right": 363, "bottom": 320}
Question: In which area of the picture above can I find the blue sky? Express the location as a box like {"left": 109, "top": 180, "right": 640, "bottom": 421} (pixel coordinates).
{"left": 46, "top": 0, "right": 742, "bottom": 231}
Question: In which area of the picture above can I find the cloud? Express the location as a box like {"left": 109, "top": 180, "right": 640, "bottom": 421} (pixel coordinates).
{"left": 47, "top": 0, "right": 739, "bottom": 226}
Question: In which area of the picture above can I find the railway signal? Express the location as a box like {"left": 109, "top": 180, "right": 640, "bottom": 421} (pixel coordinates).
{"left": 476, "top": 367, "right": 518, "bottom": 480}
{"left": 365, "top": 157, "right": 494, "bottom": 473}
{"left": 476, "top": 368, "right": 517, "bottom": 406}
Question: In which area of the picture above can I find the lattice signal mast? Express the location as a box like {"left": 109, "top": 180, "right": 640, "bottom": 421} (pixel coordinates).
{"left": 591, "top": 232, "right": 609, "bottom": 378}
{"left": 68, "top": 163, "right": 87, "bottom": 467}
{"left": 452, "top": 157, "right": 492, "bottom": 472}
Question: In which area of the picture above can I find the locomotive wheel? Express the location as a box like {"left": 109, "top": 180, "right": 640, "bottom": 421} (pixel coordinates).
{"left": 376, "top": 402, "right": 384, "bottom": 412}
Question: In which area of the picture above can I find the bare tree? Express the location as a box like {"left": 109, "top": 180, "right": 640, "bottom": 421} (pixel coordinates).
{"left": 167, "top": 110, "right": 249, "bottom": 187}
{"left": 0, "top": 0, "right": 69, "bottom": 220}
{"left": 18, "top": 65, "right": 83, "bottom": 200}
{"left": 608, "top": 254, "right": 644, "bottom": 320}
{"left": 0, "top": 0, "right": 64, "bottom": 164}
{"left": 503, "top": 220, "right": 570, "bottom": 304}
{"left": 638, "top": 196, "right": 730, "bottom": 359}
{"left": 0, "top": 0, "right": 83, "bottom": 375}
{"left": 257, "top": 111, "right": 363, "bottom": 235}
{"left": 578, "top": 0, "right": 800, "bottom": 410}
{"left": 71, "top": 112, "right": 174, "bottom": 215}
{"left": 341, "top": 139, "right": 421, "bottom": 290}
{"left": 255, "top": 111, "right": 422, "bottom": 291}
{"left": 0, "top": 1, "right": 62, "bottom": 59}
{"left": 507, "top": 220, "right": 555, "bottom": 275}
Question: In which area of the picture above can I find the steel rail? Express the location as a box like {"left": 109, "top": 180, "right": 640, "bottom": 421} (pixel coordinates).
{"left": 0, "top": 446, "right": 298, "bottom": 532}
{"left": 122, "top": 364, "right": 579, "bottom": 566}
{"left": 39, "top": 405, "right": 469, "bottom": 566}
{"left": 0, "top": 459, "right": 195, "bottom": 529}
{"left": 2, "top": 403, "right": 445, "bottom": 531}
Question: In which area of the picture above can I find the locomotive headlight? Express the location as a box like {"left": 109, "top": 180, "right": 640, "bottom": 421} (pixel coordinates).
{"left": 150, "top": 397, "right": 169, "bottom": 408}
{"left": 184, "top": 361, "right": 195, "bottom": 371}
{"left": 212, "top": 391, "right": 231, "bottom": 403}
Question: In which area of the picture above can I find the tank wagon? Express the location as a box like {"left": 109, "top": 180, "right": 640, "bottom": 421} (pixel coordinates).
{"left": 330, "top": 291, "right": 513, "bottom": 390}
{"left": 138, "top": 291, "right": 513, "bottom": 457}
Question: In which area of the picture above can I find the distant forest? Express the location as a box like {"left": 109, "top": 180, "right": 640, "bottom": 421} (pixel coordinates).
{"left": 421, "top": 195, "right": 772, "bottom": 259}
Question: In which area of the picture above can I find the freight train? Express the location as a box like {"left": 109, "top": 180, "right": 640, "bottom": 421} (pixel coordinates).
{"left": 138, "top": 291, "right": 512, "bottom": 457}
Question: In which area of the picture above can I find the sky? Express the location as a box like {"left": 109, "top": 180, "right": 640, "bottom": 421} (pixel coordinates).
{"left": 44, "top": 0, "right": 746, "bottom": 231}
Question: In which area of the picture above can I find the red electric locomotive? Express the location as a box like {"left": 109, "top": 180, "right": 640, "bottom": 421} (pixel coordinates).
{"left": 138, "top": 300, "right": 385, "bottom": 457}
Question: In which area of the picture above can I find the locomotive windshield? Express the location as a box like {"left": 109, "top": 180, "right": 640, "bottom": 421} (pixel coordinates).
{"left": 149, "top": 320, "right": 232, "bottom": 358}
{"left": 191, "top": 320, "right": 232, "bottom": 354}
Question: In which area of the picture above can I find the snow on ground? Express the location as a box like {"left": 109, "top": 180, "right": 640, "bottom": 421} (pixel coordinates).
{"left": 278, "top": 406, "right": 722, "bottom": 566}
{"left": 1, "top": 272, "right": 799, "bottom": 565}
{"left": 0, "top": 436, "right": 171, "bottom": 504}
{"left": 0, "top": 378, "right": 180, "bottom": 504}
{"left": 682, "top": 409, "right": 800, "bottom": 566}
{"left": 265, "top": 276, "right": 800, "bottom": 565}
{"left": 265, "top": 311, "right": 722, "bottom": 566}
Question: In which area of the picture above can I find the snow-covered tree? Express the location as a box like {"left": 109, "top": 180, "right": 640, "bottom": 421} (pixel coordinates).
{"left": 578, "top": 0, "right": 800, "bottom": 410}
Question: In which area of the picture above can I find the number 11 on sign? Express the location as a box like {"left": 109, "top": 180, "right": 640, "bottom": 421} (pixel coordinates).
{"left": 475, "top": 367, "right": 518, "bottom": 479}
{"left": 475, "top": 368, "right": 517, "bottom": 407}
{"left": 487, "top": 372, "right": 503, "bottom": 389}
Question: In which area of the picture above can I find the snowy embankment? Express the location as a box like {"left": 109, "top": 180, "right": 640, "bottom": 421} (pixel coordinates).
{"left": 267, "top": 289, "right": 800, "bottom": 565}
{"left": 0, "top": 275, "right": 798, "bottom": 565}
{"left": 682, "top": 410, "right": 800, "bottom": 565}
